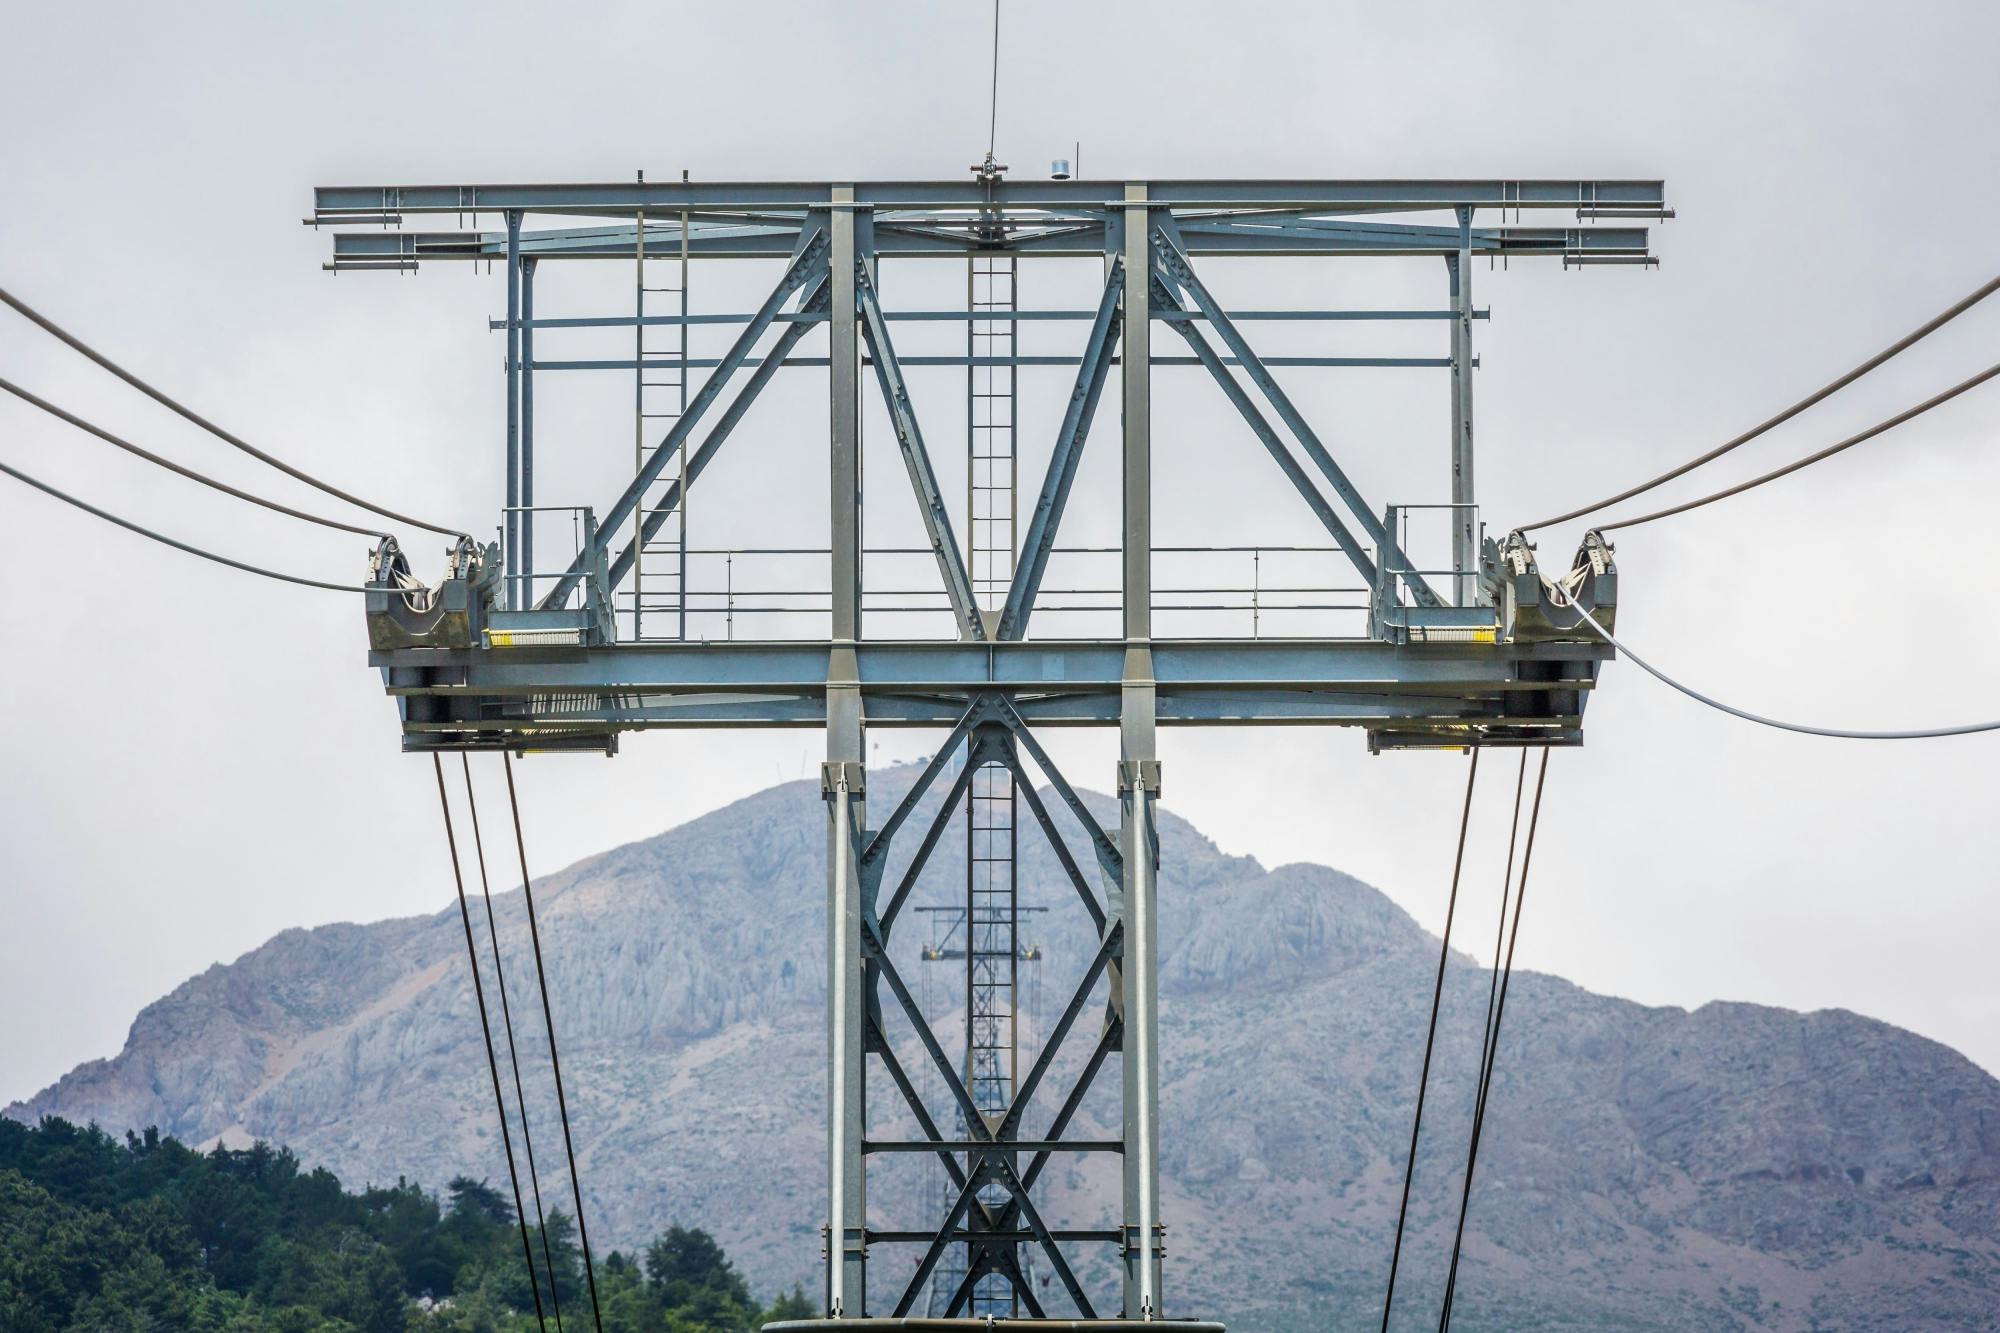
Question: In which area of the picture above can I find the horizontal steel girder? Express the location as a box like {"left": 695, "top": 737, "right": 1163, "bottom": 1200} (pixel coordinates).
{"left": 373, "top": 638, "right": 1603, "bottom": 742}
{"left": 314, "top": 177, "right": 1666, "bottom": 216}
{"left": 328, "top": 218, "right": 1651, "bottom": 263}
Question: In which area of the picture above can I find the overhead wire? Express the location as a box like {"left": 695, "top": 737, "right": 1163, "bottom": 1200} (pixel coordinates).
{"left": 461, "top": 757, "right": 568, "bottom": 1333}
{"left": 1379, "top": 747, "right": 1481, "bottom": 1333}
{"left": 502, "top": 753, "right": 606, "bottom": 1333}
{"left": 1546, "top": 572, "right": 2000, "bottom": 739}
{"left": 1521, "top": 270, "right": 2000, "bottom": 532}
{"left": 0, "top": 284, "right": 467, "bottom": 538}
{"left": 987, "top": 0, "right": 1001, "bottom": 159}
{"left": 0, "top": 373, "right": 389, "bottom": 538}
{"left": 432, "top": 755, "right": 552, "bottom": 1333}
{"left": 1594, "top": 358, "right": 2000, "bottom": 532}
{"left": 0, "top": 455, "right": 394, "bottom": 593}
{"left": 1437, "top": 749, "right": 1549, "bottom": 1332}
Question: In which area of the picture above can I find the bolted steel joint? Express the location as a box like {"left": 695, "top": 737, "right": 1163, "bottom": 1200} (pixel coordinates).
{"left": 1117, "top": 758, "right": 1162, "bottom": 797}
{"left": 820, "top": 760, "right": 865, "bottom": 799}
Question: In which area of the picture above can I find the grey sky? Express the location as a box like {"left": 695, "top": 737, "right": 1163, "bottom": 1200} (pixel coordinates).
{"left": 3, "top": 0, "right": 1998, "bottom": 1107}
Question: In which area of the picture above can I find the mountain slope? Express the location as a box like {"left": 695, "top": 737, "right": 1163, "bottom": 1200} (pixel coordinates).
{"left": 13, "top": 768, "right": 2000, "bottom": 1331}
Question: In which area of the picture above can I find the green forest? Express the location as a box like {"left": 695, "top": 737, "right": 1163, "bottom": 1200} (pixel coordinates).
{"left": 0, "top": 1116, "right": 813, "bottom": 1332}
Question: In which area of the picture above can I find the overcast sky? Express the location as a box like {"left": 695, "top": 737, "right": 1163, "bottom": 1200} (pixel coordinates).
{"left": 4, "top": 0, "right": 1999, "bottom": 1106}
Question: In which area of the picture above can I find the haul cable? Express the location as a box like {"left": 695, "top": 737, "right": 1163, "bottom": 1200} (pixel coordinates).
{"left": 0, "top": 455, "right": 403, "bottom": 594}
{"left": 1379, "top": 747, "right": 1481, "bottom": 1332}
{"left": 0, "top": 374, "right": 391, "bottom": 537}
{"left": 1522, "top": 270, "right": 2000, "bottom": 532}
{"left": 503, "top": 752, "right": 606, "bottom": 1333}
{"left": 1438, "top": 749, "right": 1548, "bottom": 1331}
{"left": 462, "top": 756, "right": 568, "bottom": 1331}
{"left": 432, "top": 755, "right": 552, "bottom": 1333}
{"left": 0, "top": 283, "right": 467, "bottom": 538}
{"left": 1592, "top": 358, "right": 2000, "bottom": 532}
{"left": 1547, "top": 573, "right": 2000, "bottom": 739}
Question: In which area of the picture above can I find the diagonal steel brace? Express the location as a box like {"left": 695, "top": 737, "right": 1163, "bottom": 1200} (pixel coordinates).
{"left": 1152, "top": 218, "right": 1442, "bottom": 608}
{"left": 538, "top": 221, "right": 830, "bottom": 609}
{"left": 856, "top": 263, "right": 985, "bottom": 641}
{"left": 998, "top": 259, "right": 1124, "bottom": 641}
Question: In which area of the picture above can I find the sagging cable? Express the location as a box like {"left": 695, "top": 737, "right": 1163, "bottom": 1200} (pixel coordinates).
{"left": 1546, "top": 570, "right": 2000, "bottom": 739}
{"left": 0, "top": 283, "right": 468, "bottom": 539}
{"left": 0, "top": 455, "right": 412, "bottom": 594}
{"left": 1522, "top": 269, "right": 2000, "bottom": 531}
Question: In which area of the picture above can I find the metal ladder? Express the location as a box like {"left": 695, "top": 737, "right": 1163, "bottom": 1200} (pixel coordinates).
{"left": 967, "top": 256, "right": 1018, "bottom": 615}
{"left": 928, "top": 253, "right": 1033, "bottom": 1318}
{"left": 631, "top": 204, "right": 691, "bottom": 640}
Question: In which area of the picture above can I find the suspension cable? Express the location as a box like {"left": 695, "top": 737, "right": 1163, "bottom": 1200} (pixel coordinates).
{"left": 462, "top": 757, "right": 567, "bottom": 1332}
{"left": 0, "top": 284, "right": 468, "bottom": 538}
{"left": 986, "top": 0, "right": 1001, "bottom": 159}
{"left": 1595, "top": 359, "right": 2000, "bottom": 532}
{"left": 502, "top": 753, "right": 606, "bottom": 1333}
{"left": 1379, "top": 747, "right": 1481, "bottom": 1332}
{"left": 1438, "top": 749, "right": 1548, "bottom": 1331}
{"left": 0, "top": 374, "right": 389, "bottom": 538}
{"left": 1435, "top": 750, "right": 1528, "bottom": 1328}
{"left": 0, "top": 455, "right": 396, "bottom": 593}
{"left": 432, "top": 755, "right": 550, "bottom": 1333}
{"left": 1521, "top": 270, "right": 2000, "bottom": 531}
{"left": 1549, "top": 576, "right": 2000, "bottom": 739}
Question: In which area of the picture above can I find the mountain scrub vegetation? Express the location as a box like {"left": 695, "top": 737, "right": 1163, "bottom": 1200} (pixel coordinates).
{"left": 0, "top": 1115, "right": 811, "bottom": 1332}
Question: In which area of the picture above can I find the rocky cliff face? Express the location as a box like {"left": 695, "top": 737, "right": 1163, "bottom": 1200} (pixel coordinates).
{"left": 13, "top": 768, "right": 1999, "bottom": 1331}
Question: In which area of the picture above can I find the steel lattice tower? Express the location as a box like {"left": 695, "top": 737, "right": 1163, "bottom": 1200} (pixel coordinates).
{"left": 340, "top": 172, "right": 1655, "bottom": 1328}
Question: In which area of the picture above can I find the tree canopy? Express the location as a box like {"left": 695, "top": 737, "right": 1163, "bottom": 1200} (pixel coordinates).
{"left": 0, "top": 1115, "right": 809, "bottom": 1332}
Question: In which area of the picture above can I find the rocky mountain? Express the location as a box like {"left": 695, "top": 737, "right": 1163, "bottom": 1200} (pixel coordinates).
{"left": 12, "top": 766, "right": 2000, "bottom": 1331}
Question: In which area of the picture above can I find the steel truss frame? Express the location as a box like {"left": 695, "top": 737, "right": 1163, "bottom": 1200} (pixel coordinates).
{"left": 340, "top": 176, "right": 1658, "bottom": 1323}
{"left": 852, "top": 692, "right": 1124, "bottom": 1317}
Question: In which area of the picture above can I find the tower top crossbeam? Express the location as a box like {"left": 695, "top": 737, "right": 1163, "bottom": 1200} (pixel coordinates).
{"left": 347, "top": 174, "right": 1647, "bottom": 755}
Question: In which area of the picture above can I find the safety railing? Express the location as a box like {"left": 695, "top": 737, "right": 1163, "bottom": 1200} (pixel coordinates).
{"left": 592, "top": 543, "right": 1376, "bottom": 642}
{"left": 505, "top": 514, "right": 1501, "bottom": 644}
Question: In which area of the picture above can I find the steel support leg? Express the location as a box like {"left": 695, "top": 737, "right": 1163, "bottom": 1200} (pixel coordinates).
{"left": 521, "top": 255, "right": 537, "bottom": 602}
{"left": 1119, "top": 185, "right": 1166, "bottom": 1320}
{"left": 1450, "top": 207, "right": 1477, "bottom": 607}
{"left": 503, "top": 210, "right": 522, "bottom": 611}
{"left": 824, "top": 745, "right": 867, "bottom": 1317}
{"left": 825, "top": 186, "right": 868, "bottom": 1318}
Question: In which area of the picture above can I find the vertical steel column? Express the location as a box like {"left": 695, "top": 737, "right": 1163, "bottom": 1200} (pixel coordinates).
{"left": 831, "top": 190, "right": 863, "bottom": 645}
{"left": 678, "top": 197, "right": 692, "bottom": 641}
{"left": 503, "top": 210, "right": 522, "bottom": 611}
{"left": 1450, "top": 205, "right": 1477, "bottom": 607}
{"left": 1119, "top": 184, "right": 1165, "bottom": 1320}
{"left": 824, "top": 186, "right": 868, "bottom": 1318}
{"left": 632, "top": 207, "right": 646, "bottom": 640}
{"left": 520, "top": 257, "right": 537, "bottom": 603}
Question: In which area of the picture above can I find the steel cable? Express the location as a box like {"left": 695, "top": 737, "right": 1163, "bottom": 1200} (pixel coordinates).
{"left": 0, "top": 284, "right": 467, "bottom": 538}
{"left": 1549, "top": 578, "right": 2000, "bottom": 739}
{"left": 0, "top": 455, "right": 392, "bottom": 593}
{"left": 987, "top": 0, "right": 1001, "bottom": 159}
{"left": 502, "top": 753, "right": 606, "bottom": 1333}
{"left": 1595, "top": 359, "right": 2000, "bottom": 531}
{"left": 462, "top": 757, "right": 567, "bottom": 1332}
{"left": 1522, "top": 271, "right": 2000, "bottom": 531}
{"left": 432, "top": 755, "right": 551, "bottom": 1333}
{"left": 0, "top": 373, "right": 389, "bottom": 538}
{"left": 1379, "top": 747, "right": 1481, "bottom": 1332}
{"left": 1438, "top": 749, "right": 1547, "bottom": 1331}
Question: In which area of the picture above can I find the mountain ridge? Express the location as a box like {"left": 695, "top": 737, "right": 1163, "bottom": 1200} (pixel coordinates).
{"left": 12, "top": 767, "right": 1999, "bottom": 1331}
